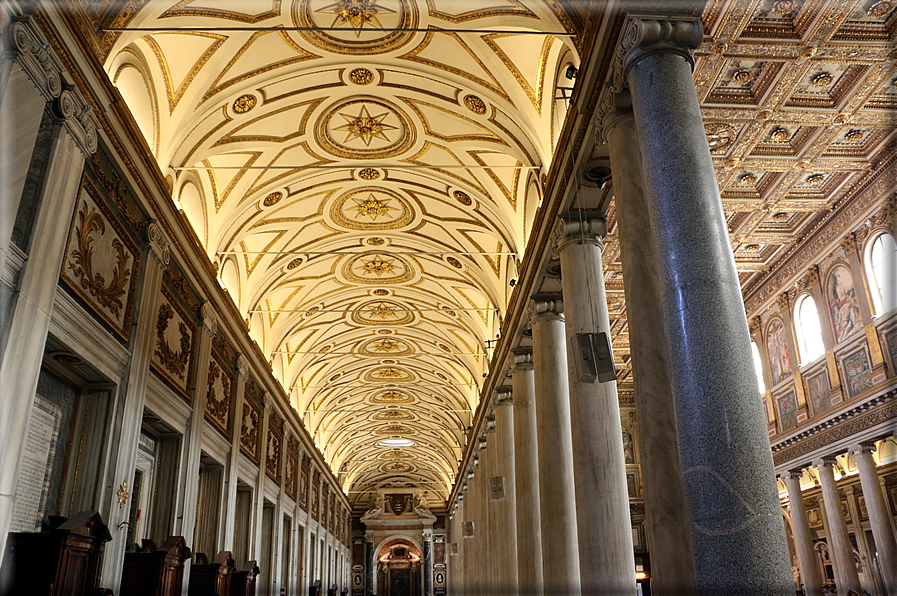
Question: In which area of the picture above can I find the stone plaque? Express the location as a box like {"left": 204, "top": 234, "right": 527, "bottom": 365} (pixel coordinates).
{"left": 9, "top": 395, "right": 62, "bottom": 532}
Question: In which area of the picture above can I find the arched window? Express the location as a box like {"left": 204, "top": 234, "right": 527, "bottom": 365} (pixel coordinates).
{"left": 751, "top": 341, "right": 766, "bottom": 395}
{"left": 866, "top": 232, "right": 897, "bottom": 315}
{"left": 794, "top": 295, "right": 825, "bottom": 364}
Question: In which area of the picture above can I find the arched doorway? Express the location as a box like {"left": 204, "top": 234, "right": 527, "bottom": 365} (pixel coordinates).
{"left": 377, "top": 539, "right": 421, "bottom": 596}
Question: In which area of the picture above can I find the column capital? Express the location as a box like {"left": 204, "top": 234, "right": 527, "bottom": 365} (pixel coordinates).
{"left": 55, "top": 88, "right": 99, "bottom": 156}
{"left": 780, "top": 469, "right": 804, "bottom": 483}
{"left": 422, "top": 529, "right": 434, "bottom": 540}
{"left": 510, "top": 351, "right": 533, "bottom": 371}
{"left": 236, "top": 354, "right": 250, "bottom": 380}
{"left": 528, "top": 298, "right": 563, "bottom": 324}
{"left": 201, "top": 302, "right": 218, "bottom": 336}
{"left": 364, "top": 532, "right": 375, "bottom": 542}
{"left": 849, "top": 443, "right": 876, "bottom": 456}
{"left": 599, "top": 88, "right": 634, "bottom": 141}
{"left": 11, "top": 18, "right": 64, "bottom": 101}
{"left": 495, "top": 389, "right": 513, "bottom": 405}
{"left": 146, "top": 222, "right": 171, "bottom": 267}
{"left": 485, "top": 414, "right": 496, "bottom": 433}
{"left": 812, "top": 457, "right": 838, "bottom": 470}
{"left": 619, "top": 17, "right": 702, "bottom": 85}
{"left": 553, "top": 217, "right": 607, "bottom": 253}
{"left": 263, "top": 391, "right": 274, "bottom": 412}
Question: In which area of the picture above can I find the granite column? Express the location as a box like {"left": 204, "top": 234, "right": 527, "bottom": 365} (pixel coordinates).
{"left": 814, "top": 458, "right": 861, "bottom": 594}
{"left": 850, "top": 444, "right": 897, "bottom": 594}
{"left": 491, "top": 390, "right": 518, "bottom": 595}
{"left": 530, "top": 300, "right": 580, "bottom": 596}
{"left": 781, "top": 471, "right": 823, "bottom": 596}
{"left": 511, "top": 353, "right": 543, "bottom": 596}
{"left": 423, "top": 528, "right": 434, "bottom": 596}
{"left": 365, "top": 532, "right": 375, "bottom": 596}
{"left": 621, "top": 15, "right": 792, "bottom": 592}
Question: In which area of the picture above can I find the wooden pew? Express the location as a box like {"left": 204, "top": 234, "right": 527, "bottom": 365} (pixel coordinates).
{"left": 120, "top": 536, "right": 191, "bottom": 596}
{"left": 229, "top": 561, "right": 259, "bottom": 596}
{"left": 188, "top": 551, "right": 235, "bottom": 596}
{"left": 0, "top": 511, "right": 111, "bottom": 596}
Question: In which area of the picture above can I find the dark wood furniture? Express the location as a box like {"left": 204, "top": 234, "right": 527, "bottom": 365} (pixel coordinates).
{"left": 0, "top": 511, "right": 111, "bottom": 596}
{"left": 120, "top": 536, "right": 190, "bottom": 596}
{"left": 188, "top": 550, "right": 235, "bottom": 596}
{"left": 229, "top": 561, "right": 259, "bottom": 596}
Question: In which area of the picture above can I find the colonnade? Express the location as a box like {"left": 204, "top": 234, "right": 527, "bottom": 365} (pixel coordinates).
{"left": 782, "top": 444, "right": 897, "bottom": 596}
{"left": 449, "top": 15, "right": 796, "bottom": 596}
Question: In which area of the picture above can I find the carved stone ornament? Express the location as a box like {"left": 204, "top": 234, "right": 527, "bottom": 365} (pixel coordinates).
{"left": 201, "top": 302, "right": 219, "bottom": 336}
{"left": 266, "top": 427, "right": 282, "bottom": 483}
{"left": 241, "top": 401, "right": 261, "bottom": 462}
{"left": 146, "top": 223, "right": 171, "bottom": 266}
{"left": 205, "top": 354, "right": 233, "bottom": 434}
{"left": 553, "top": 217, "right": 607, "bottom": 255}
{"left": 55, "top": 87, "right": 98, "bottom": 156}
{"left": 62, "top": 175, "right": 141, "bottom": 340}
{"left": 285, "top": 449, "right": 298, "bottom": 499}
{"left": 11, "top": 19, "right": 64, "bottom": 101}
{"left": 151, "top": 287, "right": 196, "bottom": 396}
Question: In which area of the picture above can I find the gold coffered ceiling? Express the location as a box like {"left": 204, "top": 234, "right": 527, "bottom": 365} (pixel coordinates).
{"left": 104, "top": 0, "right": 582, "bottom": 506}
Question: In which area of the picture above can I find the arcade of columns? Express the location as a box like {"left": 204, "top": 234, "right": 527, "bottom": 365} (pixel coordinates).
{"left": 445, "top": 15, "right": 897, "bottom": 596}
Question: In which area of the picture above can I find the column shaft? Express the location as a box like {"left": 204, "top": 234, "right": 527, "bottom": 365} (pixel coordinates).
{"left": 221, "top": 356, "right": 249, "bottom": 551}
{"left": 495, "top": 394, "right": 518, "bottom": 595}
{"left": 624, "top": 17, "right": 793, "bottom": 592}
{"left": 557, "top": 221, "right": 635, "bottom": 594}
{"left": 365, "top": 535, "right": 375, "bottom": 596}
{"left": 851, "top": 446, "right": 897, "bottom": 593}
{"left": 605, "top": 100, "right": 696, "bottom": 593}
{"left": 511, "top": 355, "right": 543, "bottom": 596}
{"left": 814, "top": 459, "right": 861, "bottom": 594}
{"left": 782, "top": 472, "right": 823, "bottom": 596}
{"left": 530, "top": 302, "right": 580, "bottom": 595}
{"left": 423, "top": 530, "right": 434, "bottom": 596}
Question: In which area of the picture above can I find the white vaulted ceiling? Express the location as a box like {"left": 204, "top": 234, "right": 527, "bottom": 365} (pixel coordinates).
{"left": 103, "top": 0, "right": 580, "bottom": 507}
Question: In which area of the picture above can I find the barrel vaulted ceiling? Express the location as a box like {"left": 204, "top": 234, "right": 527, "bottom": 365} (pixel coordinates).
{"left": 102, "top": 0, "right": 582, "bottom": 506}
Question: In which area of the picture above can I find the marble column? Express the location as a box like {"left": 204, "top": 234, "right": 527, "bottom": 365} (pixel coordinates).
{"left": 511, "top": 352, "right": 543, "bottom": 596}
{"left": 813, "top": 458, "right": 861, "bottom": 594}
{"left": 491, "top": 390, "right": 518, "bottom": 596}
{"left": 0, "top": 85, "right": 95, "bottom": 557}
{"left": 555, "top": 218, "right": 635, "bottom": 594}
{"left": 98, "top": 224, "right": 170, "bottom": 592}
{"left": 619, "top": 15, "right": 793, "bottom": 592}
{"left": 221, "top": 355, "right": 249, "bottom": 551}
{"left": 850, "top": 444, "right": 897, "bottom": 593}
{"left": 604, "top": 94, "right": 695, "bottom": 594}
{"left": 781, "top": 471, "right": 823, "bottom": 596}
{"left": 365, "top": 532, "right": 375, "bottom": 596}
{"left": 471, "top": 445, "right": 488, "bottom": 596}
{"left": 530, "top": 300, "right": 581, "bottom": 595}
{"left": 423, "top": 529, "right": 434, "bottom": 596}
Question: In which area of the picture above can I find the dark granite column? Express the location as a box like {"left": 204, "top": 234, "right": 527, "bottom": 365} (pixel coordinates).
{"left": 604, "top": 93, "right": 696, "bottom": 594}
{"left": 365, "top": 533, "right": 374, "bottom": 596}
{"left": 619, "top": 16, "right": 793, "bottom": 593}
{"left": 423, "top": 529, "right": 433, "bottom": 596}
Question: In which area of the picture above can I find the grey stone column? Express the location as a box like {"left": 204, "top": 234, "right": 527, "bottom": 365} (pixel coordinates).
{"left": 471, "top": 444, "right": 488, "bottom": 596}
{"left": 813, "top": 458, "right": 861, "bottom": 594}
{"left": 221, "top": 355, "right": 249, "bottom": 551}
{"left": 529, "top": 300, "right": 581, "bottom": 596}
{"left": 555, "top": 218, "right": 635, "bottom": 594}
{"left": 604, "top": 95, "right": 696, "bottom": 594}
{"left": 423, "top": 528, "right": 434, "bottom": 596}
{"left": 781, "top": 471, "right": 823, "bottom": 596}
{"left": 0, "top": 83, "right": 95, "bottom": 557}
{"left": 98, "top": 224, "right": 170, "bottom": 592}
{"left": 511, "top": 353, "right": 543, "bottom": 596}
{"left": 618, "top": 15, "right": 793, "bottom": 593}
{"left": 850, "top": 444, "right": 897, "bottom": 593}
{"left": 491, "top": 390, "right": 518, "bottom": 596}
{"left": 365, "top": 532, "right": 375, "bottom": 596}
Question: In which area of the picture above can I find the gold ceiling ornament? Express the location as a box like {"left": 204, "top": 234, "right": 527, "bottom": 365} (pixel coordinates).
{"left": 772, "top": 212, "right": 790, "bottom": 222}
{"left": 381, "top": 359, "right": 396, "bottom": 364}
{"left": 232, "top": 94, "right": 257, "bottom": 114}
{"left": 440, "top": 305, "right": 456, "bottom": 316}
{"left": 329, "top": 373, "right": 341, "bottom": 382}
{"left": 453, "top": 190, "right": 473, "bottom": 206}
{"left": 286, "top": 258, "right": 303, "bottom": 270}
{"left": 704, "top": 122, "right": 735, "bottom": 151}
{"left": 382, "top": 450, "right": 412, "bottom": 458}
{"left": 357, "top": 167, "right": 380, "bottom": 180}
{"left": 317, "top": 98, "right": 414, "bottom": 159}
{"left": 378, "top": 329, "right": 392, "bottom": 334}
{"left": 770, "top": 127, "right": 791, "bottom": 142}
{"left": 335, "top": 104, "right": 397, "bottom": 146}
{"left": 844, "top": 129, "right": 864, "bottom": 141}
{"left": 740, "top": 173, "right": 758, "bottom": 185}
{"left": 446, "top": 256, "right": 463, "bottom": 269}
{"left": 463, "top": 94, "right": 487, "bottom": 115}
{"left": 376, "top": 424, "right": 413, "bottom": 434}
{"left": 304, "top": 306, "right": 321, "bottom": 317}
{"left": 332, "top": 188, "right": 412, "bottom": 230}
{"left": 117, "top": 480, "right": 130, "bottom": 509}
{"left": 367, "top": 237, "right": 385, "bottom": 245}
{"left": 349, "top": 67, "right": 375, "bottom": 85}
{"left": 382, "top": 461, "right": 413, "bottom": 472}
{"left": 263, "top": 191, "right": 283, "bottom": 207}
{"left": 351, "top": 300, "right": 413, "bottom": 326}
{"left": 366, "top": 367, "right": 413, "bottom": 382}
{"left": 867, "top": 0, "right": 894, "bottom": 18}
{"left": 812, "top": 72, "right": 834, "bottom": 88}
{"left": 805, "top": 173, "right": 825, "bottom": 186}
{"left": 770, "top": 0, "right": 796, "bottom": 16}
{"left": 743, "top": 244, "right": 762, "bottom": 253}
{"left": 732, "top": 69, "right": 754, "bottom": 85}
{"left": 373, "top": 289, "right": 389, "bottom": 296}
{"left": 343, "top": 253, "right": 413, "bottom": 284}
{"left": 317, "top": 0, "right": 395, "bottom": 36}
{"left": 296, "top": 0, "right": 416, "bottom": 55}
{"left": 359, "top": 255, "right": 396, "bottom": 276}
{"left": 352, "top": 194, "right": 396, "bottom": 220}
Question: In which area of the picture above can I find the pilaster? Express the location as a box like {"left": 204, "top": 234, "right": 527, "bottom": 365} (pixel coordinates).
{"left": 221, "top": 354, "right": 249, "bottom": 552}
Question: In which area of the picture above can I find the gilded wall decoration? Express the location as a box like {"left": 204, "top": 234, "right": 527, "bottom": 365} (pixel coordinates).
{"left": 232, "top": 94, "right": 257, "bottom": 114}
{"left": 777, "top": 390, "right": 799, "bottom": 431}
{"left": 805, "top": 369, "right": 831, "bottom": 416}
{"left": 285, "top": 447, "right": 298, "bottom": 500}
{"left": 316, "top": 97, "right": 415, "bottom": 159}
{"left": 622, "top": 425, "right": 635, "bottom": 464}
{"left": 205, "top": 350, "right": 234, "bottom": 436}
{"left": 842, "top": 348, "right": 874, "bottom": 398}
{"left": 311, "top": 469, "right": 320, "bottom": 519}
{"left": 61, "top": 175, "right": 141, "bottom": 340}
{"left": 240, "top": 400, "right": 261, "bottom": 462}
{"left": 266, "top": 424, "right": 282, "bottom": 484}
{"left": 330, "top": 187, "right": 414, "bottom": 230}
{"left": 826, "top": 264, "right": 862, "bottom": 343}
{"left": 295, "top": 0, "right": 417, "bottom": 55}
{"left": 884, "top": 328, "right": 897, "bottom": 370}
{"left": 150, "top": 285, "right": 197, "bottom": 397}
{"left": 299, "top": 455, "right": 309, "bottom": 509}
{"left": 766, "top": 318, "right": 793, "bottom": 385}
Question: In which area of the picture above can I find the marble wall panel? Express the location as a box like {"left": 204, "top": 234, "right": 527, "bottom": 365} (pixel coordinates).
{"left": 150, "top": 284, "right": 197, "bottom": 398}
{"left": 205, "top": 348, "right": 234, "bottom": 436}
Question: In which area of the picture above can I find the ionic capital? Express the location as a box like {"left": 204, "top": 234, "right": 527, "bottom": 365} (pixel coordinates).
{"left": 510, "top": 351, "right": 533, "bottom": 372}
{"left": 11, "top": 18, "right": 63, "bottom": 101}
{"left": 146, "top": 222, "right": 171, "bottom": 267}
{"left": 780, "top": 470, "right": 803, "bottom": 483}
{"left": 485, "top": 414, "right": 496, "bottom": 434}
{"left": 848, "top": 443, "right": 876, "bottom": 456}
{"left": 263, "top": 392, "right": 274, "bottom": 412}
{"left": 201, "top": 302, "right": 219, "bottom": 336}
{"left": 619, "top": 17, "right": 703, "bottom": 85}
{"left": 599, "top": 89, "right": 634, "bottom": 142}
{"left": 236, "top": 354, "right": 250, "bottom": 380}
{"left": 495, "top": 389, "right": 513, "bottom": 405}
{"left": 528, "top": 299, "right": 564, "bottom": 324}
{"left": 553, "top": 217, "right": 607, "bottom": 253}
{"left": 812, "top": 457, "right": 838, "bottom": 471}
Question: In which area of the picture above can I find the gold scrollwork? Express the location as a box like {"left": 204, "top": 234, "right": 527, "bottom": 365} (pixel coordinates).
{"left": 154, "top": 303, "right": 191, "bottom": 379}
{"left": 69, "top": 205, "right": 132, "bottom": 317}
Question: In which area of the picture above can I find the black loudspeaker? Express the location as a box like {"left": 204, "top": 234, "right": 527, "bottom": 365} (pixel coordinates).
{"left": 572, "top": 332, "right": 617, "bottom": 384}
{"left": 489, "top": 476, "right": 506, "bottom": 501}
{"left": 462, "top": 522, "right": 475, "bottom": 538}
